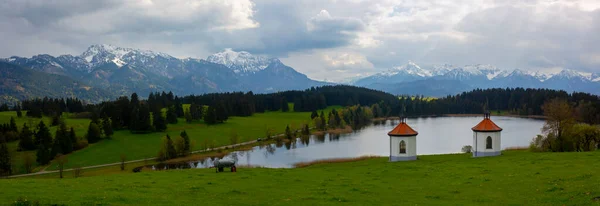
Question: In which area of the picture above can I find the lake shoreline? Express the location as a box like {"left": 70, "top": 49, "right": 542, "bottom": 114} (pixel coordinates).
{"left": 373, "top": 113, "right": 546, "bottom": 121}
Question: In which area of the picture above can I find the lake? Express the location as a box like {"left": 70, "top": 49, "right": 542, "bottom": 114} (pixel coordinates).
{"left": 147, "top": 116, "right": 545, "bottom": 170}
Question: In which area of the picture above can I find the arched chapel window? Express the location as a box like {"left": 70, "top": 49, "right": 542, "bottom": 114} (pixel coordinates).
{"left": 486, "top": 136, "right": 492, "bottom": 149}
{"left": 399, "top": 140, "right": 407, "bottom": 154}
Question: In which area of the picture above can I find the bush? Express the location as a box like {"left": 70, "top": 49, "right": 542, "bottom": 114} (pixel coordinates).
{"left": 74, "top": 139, "right": 89, "bottom": 151}
{"left": 529, "top": 134, "right": 554, "bottom": 152}
{"left": 461, "top": 145, "right": 472, "bottom": 153}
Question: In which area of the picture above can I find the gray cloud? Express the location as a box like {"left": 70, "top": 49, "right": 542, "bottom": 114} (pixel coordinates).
{"left": 1, "top": 0, "right": 600, "bottom": 80}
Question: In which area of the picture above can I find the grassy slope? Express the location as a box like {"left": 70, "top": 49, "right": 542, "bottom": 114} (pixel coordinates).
{"left": 1, "top": 105, "right": 335, "bottom": 171}
{"left": 0, "top": 111, "right": 91, "bottom": 174}
{"left": 1, "top": 150, "right": 599, "bottom": 205}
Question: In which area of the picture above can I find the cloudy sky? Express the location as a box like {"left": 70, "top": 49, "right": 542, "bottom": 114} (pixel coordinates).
{"left": 1, "top": 0, "right": 600, "bottom": 82}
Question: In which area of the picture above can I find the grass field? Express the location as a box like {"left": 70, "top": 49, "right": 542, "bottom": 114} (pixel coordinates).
{"left": 1, "top": 105, "right": 337, "bottom": 173}
{"left": 0, "top": 111, "right": 92, "bottom": 174}
{"left": 1, "top": 150, "right": 599, "bottom": 205}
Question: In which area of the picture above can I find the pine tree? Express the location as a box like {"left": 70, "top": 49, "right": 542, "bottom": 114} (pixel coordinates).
{"left": 34, "top": 121, "right": 52, "bottom": 149}
{"left": 130, "top": 93, "right": 140, "bottom": 106}
{"left": 215, "top": 102, "right": 228, "bottom": 123}
{"left": 18, "top": 123, "right": 35, "bottom": 151}
{"left": 56, "top": 123, "right": 72, "bottom": 154}
{"left": 311, "top": 110, "right": 318, "bottom": 120}
{"left": 68, "top": 127, "right": 78, "bottom": 148}
{"left": 175, "top": 101, "right": 184, "bottom": 118}
{"left": 190, "top": 103, "right": 202, "bottom": 120}
{"left": 303, "top": 124, "right": 310, "bottom": 135}
{"left": 285, "top": 125, "right": 292, "bottom": 140}
{"left": 51, "top": 113, "right": 62, "bottom": 126}
{"left": 9, "top": 117, "right": 17, "bottom": 132}
{"left": 204, "top": 106, "right": 217, "bottom": 125}
{"left": 16, "top": 105, "right": 22, "bottom": 118}
{"left": 50, "top": 135, "right": 62, "bottom": 158}
{"left": 0, "top": 136, "right": 11, "bottom": 176}
{"left": 36, "top": 145, "right": 51, "bottom": 165}
{"left": 86, "top": 122, "right": 102, "bottom": 144}
{"left": 153, "top": 108, "right": 167, "bottom": 132}
{"left": 165, "top": 135, "right": 177, "bottom": 159}
{"left": 130, "top": 106, "right": 140, "bottom": 132}
{"left": 166, "top": 106, "right": 178, "bottom": 124}
{"left": 102, "top": 116, "right": 114, "bottom": 138}
{"left": 180, "top": 130, "right": 190, "bottom": 155}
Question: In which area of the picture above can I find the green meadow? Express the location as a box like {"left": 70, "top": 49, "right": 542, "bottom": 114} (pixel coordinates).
{"left": 0, "top": 105, "right": 339, "bottom": 173}
{"left": 1, "top": 150, "right": 599, "bottom": 205}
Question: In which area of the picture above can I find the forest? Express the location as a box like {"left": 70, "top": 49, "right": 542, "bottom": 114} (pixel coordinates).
{"left": 397, "top": 88, "right": 600, "bottom": 125}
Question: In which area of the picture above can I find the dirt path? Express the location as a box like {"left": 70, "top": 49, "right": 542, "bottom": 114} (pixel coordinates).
{"left": 3, "top": 138, "right": 261, "bottom": 179}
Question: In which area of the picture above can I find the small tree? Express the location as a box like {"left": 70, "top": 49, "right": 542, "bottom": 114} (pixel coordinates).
{"left": 9, "top": 117, "right": 17, "bottom": 132}
{"left": 16, "top": 105, "right": 22, "bottom": 118}
{"left": 542, "top": 98, "right": 575, "bottom": 152}
{"left": 35, "top": 121, "right": 52, "bottom": 149}
{"left": 36, "top": 145, "right": 51, "bottom": 165}
{"left": 311, "top": 111, "right": 318, "bottom": 120}
{"left": 204, "top": 106, "right": 217, "bottom": 125}
{"left": 173, "top": 136, "right": 186, "bottom": 157}
{"left": 120, "top": 154, "right": 127, "bottom": 171}
{"left": 86, "top": 122, "right": 102, "bottom": 144}
{"left": 102, "top": 116, "right": 114, "bottom": 138}
{"left": 285, "top": 125, "right": 292, "bottom": 140}
{"left": 302, "top": 124, "right": 310, "bottom": 135}
{"left": 158, "top": 135, "right": 177, "bottom": 161}
{"left": 51, "top": 113, "right": 62, "bottom": 126}
{"left": 56, "top": 154, "right": 68, "bottom": 179}
{"left": 68, "top": 127, "right": 78, "bottom": 149}
{"left": 18, "top": 123, "right": 35, "bottom": 151}
{"left": 180, "top": 130, "right": 190, "bottom": 155}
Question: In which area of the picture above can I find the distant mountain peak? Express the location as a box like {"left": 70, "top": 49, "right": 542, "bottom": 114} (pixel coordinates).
{"left": 206, "top": 48, "right": 277, "bottom": 75}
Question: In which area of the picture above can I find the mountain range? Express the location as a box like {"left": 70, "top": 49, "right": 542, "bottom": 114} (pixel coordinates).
{"left": 2, "top": 45, "right": 600, "bottom": 104}
{"left": 352, "top": 61, "right": 600, "bottom": 96}
{"left": 0, "top": 44, "right": 327, "bottom": 103}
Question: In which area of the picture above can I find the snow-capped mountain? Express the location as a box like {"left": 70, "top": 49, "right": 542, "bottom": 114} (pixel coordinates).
{"left": 206, "top": 48, "right": 276, "bottom": 75}
{"left": 355, "top": 62, "right": 600, "bottom": 96}
{"left": 0, "top": 45, "right": 327, "bottom": 101}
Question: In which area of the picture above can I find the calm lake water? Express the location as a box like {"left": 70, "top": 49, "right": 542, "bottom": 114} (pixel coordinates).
{"left": 149, "top": 116, "right": 544, "bottom": 170}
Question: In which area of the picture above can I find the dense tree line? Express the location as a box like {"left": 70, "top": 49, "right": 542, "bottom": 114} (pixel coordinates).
{"left": 398, "top": 88, "right": 600, "bottom": 124}
{"left": 180, "top": 85, "right": 401, "bottom": 120}
{"left": 19, "top": 98, "right": 85, "bottom": 117}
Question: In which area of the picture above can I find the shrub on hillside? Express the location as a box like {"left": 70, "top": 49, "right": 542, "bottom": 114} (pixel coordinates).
{"left": 461, "top": 145, "right": 472, "bottom": 153}
{"left": 74, "top": 139, "right": 89, "bottom": 151}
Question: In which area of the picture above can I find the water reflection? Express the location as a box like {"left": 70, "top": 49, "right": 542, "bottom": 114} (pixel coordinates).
{"left": 140, "top": 116, "right": 544, "bottom": 170}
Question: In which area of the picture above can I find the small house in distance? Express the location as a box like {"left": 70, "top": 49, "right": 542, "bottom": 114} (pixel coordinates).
{"left": 471, "top": 113, "right": 502, "bottom": 157}
{"left": 388, "top": 118, "right": 418, "bottom": 161}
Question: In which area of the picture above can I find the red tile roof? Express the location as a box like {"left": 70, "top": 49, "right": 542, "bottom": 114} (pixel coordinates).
{"left": 388, "top": 122, "right": 418, "bottom": 137}
{"left": 472, "top": 117, "right": 502, "bottom": 132}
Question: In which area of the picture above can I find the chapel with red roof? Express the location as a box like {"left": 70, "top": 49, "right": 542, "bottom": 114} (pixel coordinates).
{"left": 388, "top": 117, "right": 418, "bottom": 161}
{"left": 471, "top": 113, "right": 503, "bottom": 157}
